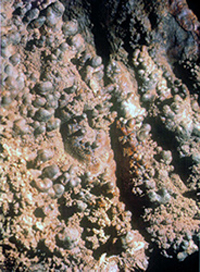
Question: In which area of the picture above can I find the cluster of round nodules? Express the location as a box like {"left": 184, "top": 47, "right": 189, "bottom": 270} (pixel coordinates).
{"left": 13, "top": 1, "right": 65, "bottom": 30}
{"left": 116, "top": 116, "right": 178, "bottom": 207}
{"left": 1, "top": 0, "right": 105, "bottom": 142}
{"left": 30, "top": 80, "right": 61, "bottom": 136}
{"left": 132, "top": 46, "right": 172, "bottom": 103}
{"left": 178, "top": 59, "right": 200, "bottom": 91}
{"left": 176, "top": 239, "right": 199, "bottom": 261}
{"left": 44, "top": 1, "right": 65, "bottom": 27}
{"left": 56, "top": 226, "right": 81, "bottom": 249}
{"left": 106, "top": 59, "right": 146, "bottom": 125}
{"left": 62, "top": 19, "right": 87, "bottom": 57}
{"left": 116, "top": 111, "right": 200, "bottom": 260}
{"left": 1, "top": 1, "right": 67, "bottom": 138}
{"left": 1, "top": 3, "right": 32, "bottom": 137}
{"left": 160, "top": 150, "right": 173, "bottom": 165}
{"left": 117, "top": 117, "right": 152, "bottom": 145}
{"left": 62, "top": 18, "right": 105, "bottom": 93}
{"left": 115, "top": 117, "right": 154, "bottom": 185}
{"left": 161, "top": 94, "right": 200, "bottom": 165}
{"left": 33, "top": 163, "right": 65, "bottom": 198}
{"left": 143, "top": 148, "right": 174, "bottom": 205}
{"left": 1, "top": 35, "right": 25, "bottom": 107}
{"left": 12, "top": 118, "right": 30, "bottom": 136}
{"left": 62, "top": 20, "right": 105, "bottom": 95}
{"left": 161, "top": 95, "right": 194, "bottom": 139}
{"left": 29, "top": 148, "right": 60, "bottom": 198}
{"left": 119, "top": 230, "right": 149, "bottom": 271}
{"left": 120, "top": 230, "right": 147, "bottom": 253}
{"left": 79, "top": 55, "right": 104, "bottom": 94}
{"left": 136, "top": 123, "right": 151, "bottom": 141}
{"left": 32, "top": 149, "right": 84, "bottom": 199}
{"left": 132, "top": 46, "right": 200, "bottom": 168}
{"left": 146, "top": 186, "right": 171, "bottom": 205}
{"left": 146, "top": 201, "right": 199, "bottom": 261}
{"left": 21, "top": 0, "right": 84, "bottom": 58}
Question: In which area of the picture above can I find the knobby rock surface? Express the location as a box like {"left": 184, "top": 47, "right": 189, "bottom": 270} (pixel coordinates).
{"left": 0, "top": 0, "right": 200, "bottom": 271}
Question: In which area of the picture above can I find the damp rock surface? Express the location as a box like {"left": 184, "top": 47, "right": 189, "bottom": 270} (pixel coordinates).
{"left": 0, "top": 0, "right": 200, "bottom": 271}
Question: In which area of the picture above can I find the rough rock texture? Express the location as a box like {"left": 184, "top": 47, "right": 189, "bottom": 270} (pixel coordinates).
{"left": 0, "top": 0, "right": 199, "bottom": 271}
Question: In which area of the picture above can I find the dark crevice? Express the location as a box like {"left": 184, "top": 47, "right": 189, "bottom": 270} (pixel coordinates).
{"left": 147, "top": 250, "right": 199, "bottom": 272}
{"left": 183, "top": 189, "right": 197, "bottom": 199}
{"left": 92, "top": 237, "right": 122, "bottom": 259}
{"left": 34, "top": 207, "right": 45, "bottom": 218}
{"left": 58, "top": 203, "right": 75, "bottom": 222}
{"left": 147, "top": 116, "right": 193, "bottom": 183}
{"left": 186, "top": 0, "right": 200, "bottom": 21}
{"left": 36, "top": 240, "right": 53, "bottom": 260}
{"left": 119, "top": 15, "right": 133, "bottom": 53}
{"left": 173, "top": 61, "right": 200, "bottom": 100}
{"left": 88, "top": 1, "right": 111, "bottom": 65}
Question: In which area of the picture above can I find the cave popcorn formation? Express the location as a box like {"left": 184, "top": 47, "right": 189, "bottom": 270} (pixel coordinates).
{"left": 0, "top": 0, "right": 200, "bottom": 271}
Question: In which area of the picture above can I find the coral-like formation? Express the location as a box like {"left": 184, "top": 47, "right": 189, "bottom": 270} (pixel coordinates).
{"left": 1, "top": 0, "right": 199, "bottom": 271}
